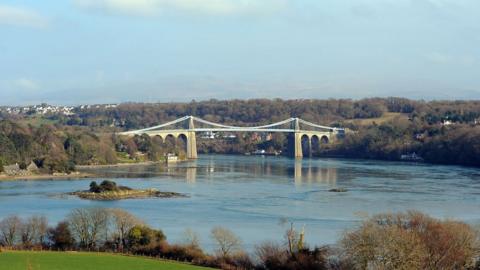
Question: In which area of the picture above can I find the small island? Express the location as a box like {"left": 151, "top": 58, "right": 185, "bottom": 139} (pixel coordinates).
{"left": 69, "top": 180, "right": 186, "bottom": 201}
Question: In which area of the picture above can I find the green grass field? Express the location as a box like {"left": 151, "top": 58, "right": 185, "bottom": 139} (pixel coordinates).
{"left": 0, "top": 251, "right": 214, "bottom": 270}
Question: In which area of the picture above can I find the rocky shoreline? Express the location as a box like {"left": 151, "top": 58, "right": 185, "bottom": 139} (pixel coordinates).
{"left": 69, "top": 188, "right": 187, "bottom": 201}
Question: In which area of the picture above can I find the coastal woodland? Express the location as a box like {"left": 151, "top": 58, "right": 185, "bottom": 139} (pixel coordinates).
{"left": 1, "top": 98, "right": 480, "bottom": 173}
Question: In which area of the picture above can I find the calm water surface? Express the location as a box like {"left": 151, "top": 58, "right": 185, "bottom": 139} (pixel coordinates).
{"left": 1, "top": 155, "right": 479, "bottom": 251}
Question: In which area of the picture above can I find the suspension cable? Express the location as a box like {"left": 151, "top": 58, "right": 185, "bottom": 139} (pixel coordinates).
{"left": 298, "top": 119, "right": 338, "bottom": 130}
{"left": 123, "top": 116, "right": 190, "bottom": 133}
{"left": 193, "top": 117, "right": 295, "bottom": 129}
{"left": 123, "top": 116, "right": 341, "bottom": 134}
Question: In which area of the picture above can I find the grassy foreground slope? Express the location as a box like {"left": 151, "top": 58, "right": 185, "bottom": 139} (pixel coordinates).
{"left": 0, "top": 251, "right": 214, "bottom": 270}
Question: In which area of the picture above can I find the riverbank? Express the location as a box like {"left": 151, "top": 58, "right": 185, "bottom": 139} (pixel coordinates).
{"left": 76, "top": 161, "right": 161, "bottom": 169}
{"left": 76, "top": 158, "right": 192, "bottom": 169}
{"left": 0, "top": 172, "right": 93, "bottom": 182}
{"left": 0, "top": 160, "right": 175, "bottom": 182}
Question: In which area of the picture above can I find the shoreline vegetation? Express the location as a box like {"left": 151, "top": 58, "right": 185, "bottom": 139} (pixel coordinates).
{"left": 76, "top": 160, "right": 160, "bottom": 169}
{"left": 0, "top": 208, "right": 478, "bottom": 269}
{"left": 0, "top": 158, "right": 188, "bottom": 182}
{"left": 68, "top": 180, "right": 186, "bottom": 201}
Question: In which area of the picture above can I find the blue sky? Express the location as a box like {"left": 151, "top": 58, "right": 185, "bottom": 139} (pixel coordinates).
{"left": 0, "top": 0, "right": 479, "bottom": 105}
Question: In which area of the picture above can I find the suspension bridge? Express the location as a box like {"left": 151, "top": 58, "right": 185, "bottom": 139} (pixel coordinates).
{"left": 119, "top": 116, "right": 344, "bottom": 159}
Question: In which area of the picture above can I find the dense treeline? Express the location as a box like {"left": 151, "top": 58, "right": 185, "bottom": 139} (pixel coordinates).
{"left": 329, "top": 122, "right": 480, "bottom": 166}
{"left": 0, "top": 121, "right": 117, "bottom": 173}
{"left": 43, "top": 98, "right": 480, "bottom": 129}
{"left": 2, "top": 98, "right": 480, "bottom": 171}
{"left": 1, "top": 209, "right": 479, "bottom": 269}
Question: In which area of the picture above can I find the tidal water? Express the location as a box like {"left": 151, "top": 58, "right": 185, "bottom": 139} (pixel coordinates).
{"left": 1, "top": 155, "right": 479, "bottom": 251}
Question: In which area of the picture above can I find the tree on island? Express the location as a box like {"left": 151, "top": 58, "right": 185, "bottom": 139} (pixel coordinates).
{"left": 89, "top": 180, "right": 129, "bottom": 193}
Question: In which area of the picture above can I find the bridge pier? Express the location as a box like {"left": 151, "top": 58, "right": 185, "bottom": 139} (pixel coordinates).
{"left": 185, "top": 116, "right": 198, "bottom": 159}
{"left": 294, "top": 132, "right": 303, "bottom": 158}
{"left": 291, "top": 118, "right": 303, "bottom": 158}
{"left": 186, "top": 131, "right": 197, "bottom": 159}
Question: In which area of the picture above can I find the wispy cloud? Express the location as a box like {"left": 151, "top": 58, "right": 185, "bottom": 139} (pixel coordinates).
{"left": 73, "top": 0, "right": 287, "bottom": 17}
{"left": 0, "top": 5, "right": 49, "bottom": 28}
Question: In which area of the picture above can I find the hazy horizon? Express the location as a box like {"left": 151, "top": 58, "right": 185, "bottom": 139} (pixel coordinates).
{"left": 1, "top": 0, "right": 479, "bottom": 105}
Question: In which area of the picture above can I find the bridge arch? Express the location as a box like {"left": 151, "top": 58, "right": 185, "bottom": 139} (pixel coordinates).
{"left": 301, "top": 134, "right": 311, "bottom": 157}
{"left": 164, "top": 134, "right": 176, "bottom": 153}
{"left": 311, "top": 135, "right": 320, "bottom": 155}
{"left": 177, "top": 133, "right": 188, "bottom": 156}
{"left": 153, "top": 135, "right": 163, "bottom": 143}
{"left": 320, "top": 135, "right": 329, "bottom": 144}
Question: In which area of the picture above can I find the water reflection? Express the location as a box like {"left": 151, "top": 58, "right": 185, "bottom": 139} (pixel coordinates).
{"left": 80, "top": 156, "right": 338, "bottom": 186}
{"left": 162, "top": 157, "right": 338, "bottom": 186}
{"left": 293, "top": 160, "right": 337, "bottom": 186}
{"left": 186, "top": 164, "right": 197, "bottom": 184}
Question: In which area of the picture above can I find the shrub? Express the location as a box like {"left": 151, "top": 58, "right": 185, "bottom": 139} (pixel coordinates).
{"left": 341, "top": 211, "right": 480, "bottom": 270}
{"left": 127, "top": 225, "right": 166, "bottom": 249}
{"left": 19, "top": 162, "right": 27, "bottom": 170}
{"left": 99, "top": 180, "right": 118, "bottom": 192}
{"left": 89, "top": 181, "right": 100, "bottom": 193}
{"left": 255, "top": 241, "right": 328, "bottom": 270}
{"left": 48, "top": 221, "right": 75, "bottom": 250}
{"left": 161, "top": 243, "right": 209, "bottom": 263}
{"left": 89, "top": 180, "right": 128, "bottom": 193}
{"left": 255, "top": 241, "right": 289, "bottom": 269}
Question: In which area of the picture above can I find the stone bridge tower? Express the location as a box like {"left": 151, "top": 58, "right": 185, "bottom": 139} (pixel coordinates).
{"left": 186, "top": 116, "right": 197, "bottom": 159}
{"left": 291, "top": 118, "right": 303, "bottom": 158}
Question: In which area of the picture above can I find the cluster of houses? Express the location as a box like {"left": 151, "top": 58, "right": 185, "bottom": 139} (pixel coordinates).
{"left": 0, "top": 103, "right": 119, "bottom": 116}
{"left": 0, "top": 104, "right": 75, "bottom": 116}
{"left": 441, "top": 118, "right": 480, "bottom": 126}
{"left": 200, "top": 131, "right": 237, "bottom": 140}
{"left": 1, "top": 162, "right": 39, "bottom": 176}
{"left": 78, "top": 104, "right": 118, "bottom": 110}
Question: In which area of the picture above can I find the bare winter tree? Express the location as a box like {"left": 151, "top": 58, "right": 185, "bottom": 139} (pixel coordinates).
{"left": 182, "top": 228, "right": 201, "bottom": 248}
{"left": 67, "top": 208, "right": 109, "bottom": 248}
{"left": 210, "top": 226, "right": 242, "bottom": 258}
{"left": 109, "top": 208, "right": 142, "bottom": 250}
{"left": 0, "top": 215, "right": 22, "bottom": 247}
{"left": 20, "top": 217, "right": 36, "bottom": 247}
{"left": 34, "top": 216, "right": 49, "bottom": 245}
{"left": 19, "top": 216, "right": 48, "bottom": 247}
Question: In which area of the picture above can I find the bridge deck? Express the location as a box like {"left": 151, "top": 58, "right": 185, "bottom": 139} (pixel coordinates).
{"left": 121, "top": 128, "right": 334, "bottom": 135}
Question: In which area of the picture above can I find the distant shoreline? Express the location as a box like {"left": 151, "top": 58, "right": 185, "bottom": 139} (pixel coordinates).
{"left": 76, "top": 161, "right": 161, "bottom": 169}
{"left": 0, "top": 172, "right": 93, "bottom": 182}
{"left": 0, "top": 160, "right": 175, "bottom": 182}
